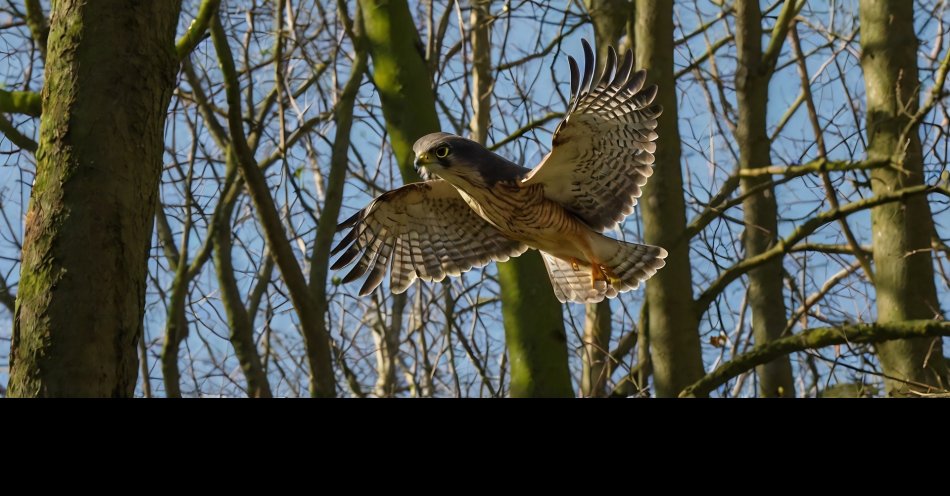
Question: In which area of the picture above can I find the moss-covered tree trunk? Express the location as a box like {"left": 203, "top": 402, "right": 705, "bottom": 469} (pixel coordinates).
{"left": 496, "top": 254, "right": 572, "bottom": 397}
{"left": 8, "top": 1, "right": 183, "bottom": 397}
{"left": 859, "top": 0, "right": 948, "bottom": 395}
{"left": 359, "top": 0, "right": 437, "bottom": 182}
{"left": 474, "top": 0, "right": 571, "bottom": 398}
{"left": 733, "top": 0, "right": 795, "bottom": 397}
{"left": 362, "top": 0, "right": 571, "bottom": 397}
{"left": 359, "top": 0, "right": 437, "bottom": 396}
{"left": 634, "top": 0, "right": 704, "bottom": 397}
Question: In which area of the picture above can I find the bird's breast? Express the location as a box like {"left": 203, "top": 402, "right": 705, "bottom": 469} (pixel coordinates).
{"left": 456, "top": 182, "right": 579, "bottom": 245}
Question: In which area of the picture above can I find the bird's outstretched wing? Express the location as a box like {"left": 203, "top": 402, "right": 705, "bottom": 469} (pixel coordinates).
{"left": 522, "top": 39, "right": 662, "bottom": 232}
{"left": 332, "top": 179, "right": 529, "bottom": 295}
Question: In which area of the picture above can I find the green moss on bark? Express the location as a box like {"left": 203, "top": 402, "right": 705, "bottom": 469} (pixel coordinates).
{"left": 9, "top": 1, "right": 183, "bottom": 397}
{"left": 498, "top": 252, "right": 573, "bottom": 397}
{"left": 681, "top": 321, "right": 950, "bottom": 397}
{"left": 859, "top": 0, "right": 948, "bottom": 394}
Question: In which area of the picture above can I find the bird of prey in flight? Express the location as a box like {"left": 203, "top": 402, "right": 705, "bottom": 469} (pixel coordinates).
{"left": 331, "top": 39, "right": 666, "bottom": 303}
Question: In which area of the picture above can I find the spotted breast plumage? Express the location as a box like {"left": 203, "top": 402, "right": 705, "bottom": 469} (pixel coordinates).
{"left": 331, "top": 39, "right": 667, "bottom": 303}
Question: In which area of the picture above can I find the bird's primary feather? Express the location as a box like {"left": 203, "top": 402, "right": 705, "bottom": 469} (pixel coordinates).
{"left": 523, "top": 40, "right": 663, "bottom": 233}
{"left": 331, "top": 180, "right": 528, "bottom": 295}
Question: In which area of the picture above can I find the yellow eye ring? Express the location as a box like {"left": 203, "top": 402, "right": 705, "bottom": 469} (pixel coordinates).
{"left": 435, "top": 146, "right": 450, "bottom": 158}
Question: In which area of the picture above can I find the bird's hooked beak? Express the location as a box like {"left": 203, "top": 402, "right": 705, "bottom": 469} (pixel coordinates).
{"left": 414, "top": 152, "right": 436, "bottom": 180}
{"left": 414, "top": 152, "right": 431, "bottom": 167}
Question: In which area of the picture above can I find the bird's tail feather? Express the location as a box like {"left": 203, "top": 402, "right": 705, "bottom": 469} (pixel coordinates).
{"left": 540, "top": 235, "right": 666, "bottom": 303}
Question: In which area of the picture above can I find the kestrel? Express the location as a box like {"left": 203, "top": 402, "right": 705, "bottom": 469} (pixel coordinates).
{"left": 332, "top": 40, "right": 667, "bottom": 303}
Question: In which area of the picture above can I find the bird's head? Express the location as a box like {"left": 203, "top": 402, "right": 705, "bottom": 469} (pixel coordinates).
{"left": 412, "top": 132, "right": 487, "bottom": 186}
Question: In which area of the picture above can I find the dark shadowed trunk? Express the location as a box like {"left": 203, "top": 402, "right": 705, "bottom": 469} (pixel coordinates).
{"left": 474, "top": 0, "right": 572, "bottom": 397}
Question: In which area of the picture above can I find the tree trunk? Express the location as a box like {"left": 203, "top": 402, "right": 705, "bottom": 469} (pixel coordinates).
{"left": 8, "top": 1, "right": 183, "bottom": 397}
{"left": 733, "top": 0, "right": 795, "bottom": 397}
{"left": 359, "top": 0, "right": 438, "bottom": 181}
{"left": 586, "top": 0, "right": 631, "bottom": 60}
{"left": 580, "top": 299, "right": 612, "bottom": 397}
{"left": 634, "top": 0, "right": 705, "bottom": 397}
{"left": 359, "top": 0, "right": 439, "bottom": 396}
{"left": 471, "top": 0, "right": 572, "bottom": 397}
{"left": 859, "top": 0, "right": 948, "bottom": 395}
{"left": 497, "top": 253, "right": 573, "bottom": 397}
{"left": 469, "top": 0, "right": 492, "bottom": 145}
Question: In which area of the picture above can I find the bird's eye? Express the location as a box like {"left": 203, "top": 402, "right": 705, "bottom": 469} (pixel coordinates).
{"left": 435, "top": 146, "right": 450, "bottom": 158}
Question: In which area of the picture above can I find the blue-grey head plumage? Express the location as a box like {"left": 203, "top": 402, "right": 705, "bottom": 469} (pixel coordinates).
{"left": 412, "top": 132, "right": 532, "bottom": 186}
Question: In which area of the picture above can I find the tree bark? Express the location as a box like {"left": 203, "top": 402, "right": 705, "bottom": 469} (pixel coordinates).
{"left": 634, "top": 0, "right": 705, "bottom": 397}
{"left": 469, "top": 0, "right": 492, "bottom": 145}
{"left": 681, "top": 320, "right": 950, "bottom": 398}
{"left": 8, "top": 1, "right": 183, "bottom": 397}
{"left": 24, "top": 0, "right": 48, "bottom": 60}
{"left": 733, "top": 0, "right": 795, "bottom": 397}
{"left": 497, "top": 254, "right": 573, "bottom": 397}
{"left": 471, "top": 0, "right": 572, "bottom": 397}
{"left": 580, "top": 298, "right": 612, "bottom": 397}
{"left": 359, "top": 0, "right": 438, "bottom": 182}
{"left": 586, "top": 0, "right": 631, "bottom": 61}
{"left": 859, "top": 0, "right": 948, "bottom": 395}
{"left": 359, "top": 0, "right": 439, "bottom": 396}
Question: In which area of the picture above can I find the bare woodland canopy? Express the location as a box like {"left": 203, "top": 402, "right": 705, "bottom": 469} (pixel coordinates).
{"left": 0, "top": 0, "right": 948, "bottom": 398}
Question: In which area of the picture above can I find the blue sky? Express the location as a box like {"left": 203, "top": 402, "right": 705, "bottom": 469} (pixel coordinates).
{"left": 0, "top": 0, "right": 948, "bottom": 396}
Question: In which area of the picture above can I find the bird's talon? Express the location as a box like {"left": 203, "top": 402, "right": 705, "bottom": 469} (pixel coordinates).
{"left": 590, "top": 264, "right": 617, "bottom": 290}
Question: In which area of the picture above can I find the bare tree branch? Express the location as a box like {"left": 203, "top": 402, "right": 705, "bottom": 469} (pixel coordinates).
{"left": 681, "top": 320, "right": 950, "bottom": 397}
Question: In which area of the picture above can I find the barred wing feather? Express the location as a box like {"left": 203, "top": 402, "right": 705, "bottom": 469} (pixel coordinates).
{"left": 332, "top": 180, "right": 528, "bottom": 295}
{"left": 523, "top": 39, "right": 662, "bottom": 232}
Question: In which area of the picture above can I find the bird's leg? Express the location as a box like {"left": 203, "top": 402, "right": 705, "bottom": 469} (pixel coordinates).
{"left": 575, "top": 236, "right": 613, "bottom": 290}
{"left": 569, "top": 257, "right": 610, "bottom": 291}
{"left": 591, "top": 263, "right": 609, "bottom": 288}
{"left": 590, "top": 263, "right": 620, "bottom": 290}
